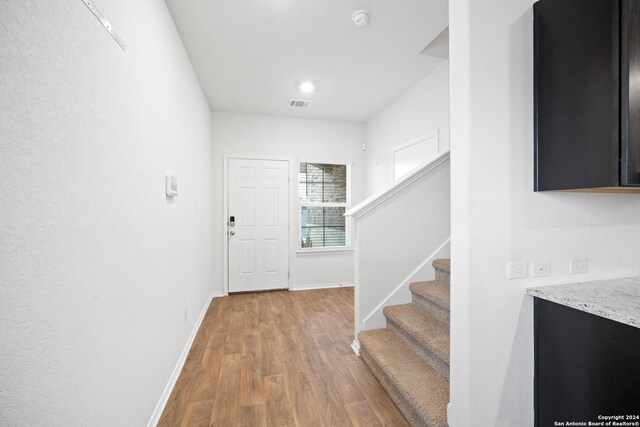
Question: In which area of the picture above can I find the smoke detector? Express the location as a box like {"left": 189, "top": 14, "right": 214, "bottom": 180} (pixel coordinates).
{"left": 352, "top": 9, "right": 370, "bottom": 27}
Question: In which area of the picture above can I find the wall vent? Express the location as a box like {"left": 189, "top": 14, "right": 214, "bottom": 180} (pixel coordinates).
{"left": 289, "top": 99, "right": 312, "bottom": 108}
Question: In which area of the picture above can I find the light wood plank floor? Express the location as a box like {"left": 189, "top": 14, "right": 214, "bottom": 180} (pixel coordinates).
{"left": 158, "top": 287, "right": 409, "bottom": 427}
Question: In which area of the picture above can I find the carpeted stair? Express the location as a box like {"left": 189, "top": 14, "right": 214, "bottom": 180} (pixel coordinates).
{"left": 359, "top": 258, "right": 450, "bottom": 427}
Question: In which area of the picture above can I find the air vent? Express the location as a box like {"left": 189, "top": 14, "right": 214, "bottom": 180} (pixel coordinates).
{"left": 289, "top": 99, "right": 312, "bottom": 108}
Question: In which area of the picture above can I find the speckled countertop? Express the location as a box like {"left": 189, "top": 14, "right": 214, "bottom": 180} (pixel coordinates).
{"left": 526, "top": 277, "right": 640, "bottom": 329}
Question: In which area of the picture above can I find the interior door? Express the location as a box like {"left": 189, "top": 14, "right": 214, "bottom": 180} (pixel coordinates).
{"left": 228, "top": 158, "right": 289, "bottom": 293}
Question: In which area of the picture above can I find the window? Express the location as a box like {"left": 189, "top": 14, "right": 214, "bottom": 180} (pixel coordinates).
{"left": 298, "top": 162, "right": 350, "bottom": 250}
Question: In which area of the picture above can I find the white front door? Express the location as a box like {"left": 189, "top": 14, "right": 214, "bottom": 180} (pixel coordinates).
{"left": 228, "top": 158, "right": 289, "bottom": 293}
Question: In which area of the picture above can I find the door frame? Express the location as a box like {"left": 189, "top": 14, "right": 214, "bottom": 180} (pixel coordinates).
{"left": 223, "top": 154, "right": 292, "bottom": 295}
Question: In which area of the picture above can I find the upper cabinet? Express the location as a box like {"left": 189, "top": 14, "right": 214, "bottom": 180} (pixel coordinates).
{"left": 534, "top": 0, "right": 640, "bottom": 192}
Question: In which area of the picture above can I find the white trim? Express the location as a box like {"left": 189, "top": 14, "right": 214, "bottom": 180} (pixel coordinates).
{"left": 346, "top": 163, "right": 352, "bottom": 245}
{"left": 345, "top": 150, "right": 450, "bottom": 219}
{"left": 299, "top": 157, "right": 353, "bottom": 166}
{"left": 352, "top": 223, "right": 361, "bottom": 339}
{"left": 299, "top": 202, "right": 348, "bottom": 208}
{"left": 296, "top": 247, "right": 353, "bottom": 255}
{"left": 289, "top": 282, "right": 354, "bottom": 291}
{"left": 223, "top": 155, "right": 292, "bottom": 295}
{"left": 297, "top": 160, "right": 352, "bottom": 251}
{"left": 351, "top": 339, "right": 361, "bottom": 356}
{"left": 225, "top": 154, "right": 291, "bottom": 162}
{"left": 147, "top": 292, "right": 222, "bottom": 427}
{"left": 222, "top": 156, "right": 230, "bottom": 296}
{"left": 361, "top": 238, "right": 451, "bottom": 328}
{"left": 392, "top": 130, "right": 439, "bottom": 182}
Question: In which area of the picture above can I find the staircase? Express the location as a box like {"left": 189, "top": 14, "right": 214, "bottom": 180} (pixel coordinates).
{"left": 358, "top": 259, "right": 450, "bottom": 427}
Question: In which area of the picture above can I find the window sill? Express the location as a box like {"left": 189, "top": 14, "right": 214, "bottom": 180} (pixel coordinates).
{"left": 296, "top": 247, "right": 353, "bottom": 255}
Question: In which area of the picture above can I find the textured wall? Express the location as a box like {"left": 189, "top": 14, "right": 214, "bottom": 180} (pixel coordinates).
{"left": 0, "top": 1, "right": 214, "bottom": 425}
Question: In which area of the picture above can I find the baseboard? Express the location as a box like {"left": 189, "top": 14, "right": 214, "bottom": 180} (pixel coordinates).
{"left": 146, "top": 292, "right": 222, "bottom": 427}
{"left": 351, "top": 339, "right": 361, "bottom": 355}
{"left": 289, "top": 282, "right": 354, "bottom": 291}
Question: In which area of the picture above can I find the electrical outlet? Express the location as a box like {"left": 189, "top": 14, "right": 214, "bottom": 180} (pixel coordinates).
{"left": 184, "top": 306, "right": 188, "bottom": 322}
{"left": 530, "top": 261, "right": 551, "bottom": 277}
{"left": 570, "top": 258, "right": 588, "bottom": 274}
{"left": 507, "top": 262, "right": 528, "bottom": 279}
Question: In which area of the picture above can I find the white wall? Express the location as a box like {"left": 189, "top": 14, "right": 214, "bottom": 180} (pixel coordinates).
{"left": 364, "top": 61, "right": 450, "bottom": 194}
{"left": 449, "top": 0, "right": 640, "bottom": 425}
{"left": 211, "top": 111, "right": 366, "bottom": 291}
{"left": 0, "top": 1, "right": 214, "bottom": 426}
{"left": 351, "top": 158, "right": 451, "bottom": 335}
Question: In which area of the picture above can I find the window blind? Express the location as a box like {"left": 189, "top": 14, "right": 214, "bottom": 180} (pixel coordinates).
{"left": 299, "top": 163, "right": 348, "bottom": 248}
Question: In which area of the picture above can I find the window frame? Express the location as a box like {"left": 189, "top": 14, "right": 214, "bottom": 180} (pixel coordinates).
{"left": 297, "top": 159, "right": 352, "bottom": 254}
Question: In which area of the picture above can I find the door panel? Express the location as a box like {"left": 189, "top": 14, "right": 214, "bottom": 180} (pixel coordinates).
{"left": 264, "top": 239, "right": 278, "bottom": 273}
{"left": 264, "top": 188, "right": 279, "bottom": 227}
{"left": 229, "top": 158, "right": 289, "bottom": 292}
{"left": 240, "top": 188, "right": 255, "bottom": 226}
{"left": 240, "top": 240, "right": 255, "bottom": 274}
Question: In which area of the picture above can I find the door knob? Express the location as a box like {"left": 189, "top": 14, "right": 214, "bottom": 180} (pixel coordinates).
{"left": 229, "top": 231, "right": 235, "bottom": 236}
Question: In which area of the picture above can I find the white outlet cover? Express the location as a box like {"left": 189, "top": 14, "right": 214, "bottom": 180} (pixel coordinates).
{"left": 570, "top": 258, "right": 588, "bottom": 274}
{"left": 507, "top": 262, "right": 528, "bottom": 279}
{"left": 530, "top": 261, "right": 551, "bottom": 277}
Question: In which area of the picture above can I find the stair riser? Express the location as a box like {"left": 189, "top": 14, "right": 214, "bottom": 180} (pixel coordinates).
{"left": 386, "top": 321, "right": 450, "bottom": 382}
{"left": 411, "top": 294, "right": 450, "bottom": 324}
{"left": 434, "top": 269, "right": 450, "bottom": 284}
{"left": 360, "top": 345, "right": 435, "bottom": 427}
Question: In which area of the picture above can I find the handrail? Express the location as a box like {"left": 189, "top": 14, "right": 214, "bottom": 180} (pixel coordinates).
{"left": 344, "top": 150, "right": 450, "bottom": 219}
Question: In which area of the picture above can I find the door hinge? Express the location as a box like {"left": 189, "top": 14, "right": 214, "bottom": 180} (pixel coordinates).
{"left": 288, "top": 270, "right": 290, "bottom": 278}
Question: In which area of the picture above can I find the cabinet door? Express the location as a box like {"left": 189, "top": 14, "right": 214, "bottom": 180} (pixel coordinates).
{"left": 621, "top": 0, "right": 640, "bottom": 186}
{"left": 535, "top": 299, "right": 640, "bottom": 426}
{"left": 534, "top": 0, "right": 619, "bottom": 191}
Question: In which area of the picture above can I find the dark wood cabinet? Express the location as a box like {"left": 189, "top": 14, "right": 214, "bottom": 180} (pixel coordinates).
{"left": 534, "top": 0, "right": 640, "bottom": 191}
{"left": 534, "top": 298, "right": 640, "bottom": 426}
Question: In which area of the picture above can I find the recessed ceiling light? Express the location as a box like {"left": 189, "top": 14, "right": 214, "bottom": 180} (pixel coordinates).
{"left": 299, "top": 82, "right": 315, "bottom": 93}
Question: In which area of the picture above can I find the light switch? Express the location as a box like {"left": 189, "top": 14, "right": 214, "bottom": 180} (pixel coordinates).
{"left": 166, "top": 175, "right": 178, "bottom": 197}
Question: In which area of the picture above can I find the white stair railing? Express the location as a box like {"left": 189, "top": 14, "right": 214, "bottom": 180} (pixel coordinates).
{"left": 345, "top": 151, "right": 451, "bottom": 351}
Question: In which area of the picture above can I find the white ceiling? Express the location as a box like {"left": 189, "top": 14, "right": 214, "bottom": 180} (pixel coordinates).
{"left": 164, "top": 0, "right": 448, "bottom": 122}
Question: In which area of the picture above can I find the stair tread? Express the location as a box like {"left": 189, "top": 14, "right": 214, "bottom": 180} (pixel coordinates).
{"left": 410, "top": 280, "right": 450, "bottom": 311}
{"left": 383, "top": 303, "right": 450, "bottom": 363}
{"left": 432, "top": 258, "right": 450, "bottom": 274}
{"left": 359, "top": 328, "right": 449, "bottom": 427}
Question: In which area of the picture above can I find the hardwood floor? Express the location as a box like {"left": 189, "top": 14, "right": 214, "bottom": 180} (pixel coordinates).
{"left": 158, "top": 287, "right": 409, "bottom": 427}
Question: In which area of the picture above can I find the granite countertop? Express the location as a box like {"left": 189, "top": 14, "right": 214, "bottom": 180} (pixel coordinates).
{"left": 526, "top": 277, "right": 640, "bottom": 329}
